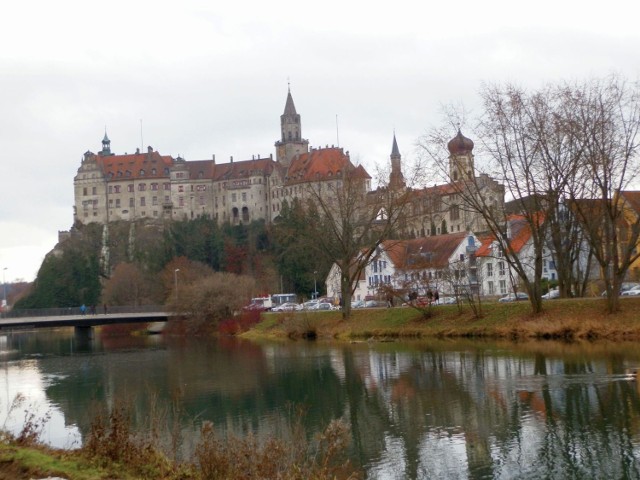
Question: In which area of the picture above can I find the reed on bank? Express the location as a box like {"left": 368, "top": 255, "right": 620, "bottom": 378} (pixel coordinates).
{"left": 0, "top": 397, "right": 361, "bottom": 480}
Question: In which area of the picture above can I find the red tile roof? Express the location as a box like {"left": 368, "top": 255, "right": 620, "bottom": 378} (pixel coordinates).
{"left": 379, "top": 232, "right": 470, "bottom": 269}
{"left": 285, "top": 147, "right": 370, "bottom": 184}
{"left": 212, "top": 157, "right": 275, "bottom": 181}
{"left": 98, "top": 151, "right": 174, "bottom": 181}
{"left": 475, "top": 214, "right": 533, "bottom": 257}
{"left": 621, "top": 191, "right": 640, "bottom": 214}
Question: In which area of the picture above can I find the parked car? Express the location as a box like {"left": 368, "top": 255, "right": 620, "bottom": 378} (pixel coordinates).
{"left": 364, "top": 300, "right": 386, "bottom": 308}
{"left": 435, "top": 296, "right": 456, "bottom": 305}
{"left": 272, "top": 302, "right": 302, "bottom": 312}
{"left": 499, "top": 292, "right": 529, "bottom": 302}
{"left": 602, "top": 282, "right": 640, "bottom": 296}
{"left": 301, "top": 300, "right": 320, "bottom": 310}
{"left": 621, "top": 287, "right": 640, "bottom": 296}
{"left": 310, "top": 302, "right": 335, "bottom": 311}
{"left": 351, "top": 300, "right": 365, "bottom": 309}
{"left": 542, "top": 289, "right": 560, "bottom": 300}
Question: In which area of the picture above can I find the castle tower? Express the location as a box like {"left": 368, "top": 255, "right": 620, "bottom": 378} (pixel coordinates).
{"left": 275, "top": 86, "right": 309, "bottom": 166}
{"left": 389, "top": 133, "right": 405, "bottom": 189}
{"left": 447, "top": 129, "right": 474, "bottom": 181}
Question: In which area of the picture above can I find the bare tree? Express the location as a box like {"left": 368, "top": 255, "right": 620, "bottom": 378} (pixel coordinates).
{"left": 560, "top": 76, "right": 640, "bottom": 312}
{"left": 302, "top": 167, "right": 412, "bottom": 319}
{"left": 420, "top": 86, "right": 554, "bottom": 313}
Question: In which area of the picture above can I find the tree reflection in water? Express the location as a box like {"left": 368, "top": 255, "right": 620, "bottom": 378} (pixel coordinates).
{"left": 1, "top": 331, "right": 640, "bottom": 479}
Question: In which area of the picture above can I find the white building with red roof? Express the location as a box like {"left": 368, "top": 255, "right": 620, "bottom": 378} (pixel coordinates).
{"left": 326, "top": 232, "right": 480, "bottom": 302}
{"left": 474, "top": 214, "right": 558, "bottom": 297}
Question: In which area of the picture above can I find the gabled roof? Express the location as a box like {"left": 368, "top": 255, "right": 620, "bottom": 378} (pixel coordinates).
{"left": 475, "top": 214, "right": 532, "bottom": 257}
{"left": 621, "top": 191, "right": 640, "bottom": 214}
{"left": 284, "top": 147, "right": 370, "bottom": 184}
{"left": 377, "top": 232, "right": 470, "bottom": 270}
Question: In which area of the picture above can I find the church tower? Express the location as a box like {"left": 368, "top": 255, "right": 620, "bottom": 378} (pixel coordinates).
{"left": 447, "top": 129, "right": 474, "bottom": 181}
{"left": 389, "top": 133, "right": 405, "bottom": 189}
{"left": 275, "top": 86, "right": 309, "bottom": 166}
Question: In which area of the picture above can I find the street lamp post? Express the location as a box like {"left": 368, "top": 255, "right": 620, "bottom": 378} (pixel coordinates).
{"left": 313, "top": 271, "right": 317, "bottom": 300}
{"left": 174, "top": 269, "right": 180, "bottom": 302}
{"left": 2, "top": 268, "right": 6, "bottom": 311}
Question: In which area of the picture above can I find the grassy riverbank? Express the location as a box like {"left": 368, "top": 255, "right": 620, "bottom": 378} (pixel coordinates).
{"left": 244, "top": 297, "right": 640, "bottom": 341}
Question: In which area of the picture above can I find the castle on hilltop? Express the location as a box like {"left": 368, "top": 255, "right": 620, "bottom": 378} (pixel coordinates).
{"left": 73, "top": 89, "right": 503, "bottom": 237}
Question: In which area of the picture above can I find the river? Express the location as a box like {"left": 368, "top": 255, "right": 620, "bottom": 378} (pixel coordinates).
{"left": 1, "top": 327, "right": 639, "bottom": 479}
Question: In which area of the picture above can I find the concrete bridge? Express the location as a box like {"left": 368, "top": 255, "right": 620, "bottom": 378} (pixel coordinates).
{"left": 0, "top": 305, "right": 172, "bottom": 339}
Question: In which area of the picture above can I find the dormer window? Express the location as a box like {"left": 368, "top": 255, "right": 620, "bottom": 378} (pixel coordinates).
{"left": 140, "top": 169, "right": 145, "bottom": 176}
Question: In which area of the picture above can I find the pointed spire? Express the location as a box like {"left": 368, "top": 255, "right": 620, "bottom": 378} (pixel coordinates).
{"left": 391, "top": 133, "right": 400, "bottom": 157}
{"left": 283, "top": 89, "right": 297, "bottom": 116}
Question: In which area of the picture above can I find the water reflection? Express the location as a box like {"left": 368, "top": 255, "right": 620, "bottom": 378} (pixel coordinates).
{"left": 0, "top": 329, "right": 640, "bottom": 479}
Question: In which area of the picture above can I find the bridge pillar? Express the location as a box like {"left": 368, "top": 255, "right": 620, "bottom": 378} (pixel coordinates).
{"left": 74, "top": 325, "right": 94, "bottom": 345}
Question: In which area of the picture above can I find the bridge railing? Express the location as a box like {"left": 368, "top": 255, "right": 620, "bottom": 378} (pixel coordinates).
{"left": 2, "top": 305, "right": 167, "bottom": 319}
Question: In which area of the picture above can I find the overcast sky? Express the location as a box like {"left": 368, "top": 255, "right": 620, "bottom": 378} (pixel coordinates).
{"left": 1, "top": 0, "right": 639, "bottom": 282}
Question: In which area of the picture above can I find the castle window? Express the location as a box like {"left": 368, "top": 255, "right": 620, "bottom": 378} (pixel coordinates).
{"left": 138, "top": 183, "right": 146, "bottom": 191}
{"left": 152, "top": 196, "right": 158, "bottom": 206}
{"left": 129, "top": 198, "right": 134, "bottom": 207}
{"left": 140, "top": 197, "right": 146, "bottom": 206}
{"left": 450, "top": 204, "right": 460, "bottom": 221}
{"left": 115, "top": 199, "right": 120, "bottom": 208}
{"left": 83, "top": 188, "right": 87, "bottom": 196}
{"left": 164, "top": 183, "right": 170, "bottom": 191}
{"left": 126, "top": 170, "right": 131, "bottom": 177}
{"left": 151, "top": 168, "right": 157, "bottom": 175}
{"left": 128, "top": 184, "right": 134, "bottom": 192}
{"left": 151, "top": 183, "right": 158, "bottom": 191}
{"left": 140, "top": 169, "right": 145, "bottom": 176}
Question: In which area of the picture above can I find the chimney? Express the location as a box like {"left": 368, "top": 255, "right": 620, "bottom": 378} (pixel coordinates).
{"left": 212, "top": 154, "right": 216, "bottom": 163}
{"left": 147, "top": 146, "right": 153, "bottom": 153}
{"left": 135, "top": 148, "right": 140, "bottom": 154}
{"left": 230, "top": 155, "right": 233, "bottom": 163}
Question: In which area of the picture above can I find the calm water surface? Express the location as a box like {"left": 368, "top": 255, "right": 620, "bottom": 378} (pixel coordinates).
{"left": 1, "top": 328, "right": 640, "bottom": 479}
